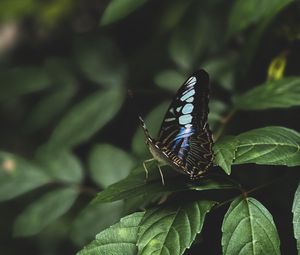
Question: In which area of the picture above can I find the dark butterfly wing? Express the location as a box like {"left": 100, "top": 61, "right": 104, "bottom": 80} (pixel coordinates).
{"left": 157, "top": 69, "right": 213, "bottom": 176}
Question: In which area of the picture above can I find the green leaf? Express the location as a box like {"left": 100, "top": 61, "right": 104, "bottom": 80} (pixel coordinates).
{"left": 47, "top": 87, "right": 124, "bottom": 149}
{"left": 35, "top": 150, "right": 83, "bottom": 183}
{"left": 74, "top": 36, "right": 125, "bottom": 87}
{"left": 137, "top": 200, "right": 216, "bottom": 255}
{"left": 92, "top": 164, "right": 237, "bottom": 204}
{"left": 132, "top": 101, "right": 170, "bottom": 157}
{"left": 26, "top": 58, "right": 77, "bottom": 131}
{"left": 89, "top": 144, "right": 136, "bottom": 188}
{"left": 77, "top": 212, "right": 145, "bottom": 255}
{"left": 101, "top": 0, "right": 147, "bottom": 26}
{"left": 0, "top": 67, "right": 50, "bottom": 101}
{"left": 222, "top": 196, "right": 280, "bottom": 255}
{"left": 214, "top": 126, "right": 300, "bottom": 174}
{"left": 202, "top": 55, "right": 236, "bottom": 91}
{"left": 227, "top": 0, "right": 293, "bottom": 39}
{"left": 214, "top": 136, "right": 239, "bottom": 174}
{"left": 26, "top": 83, "right": 76, "bottom": 132}
{"left": 169, "top": 13, "right": 214, "bottom": 69}
{"left": 0, "top": 152, "right": 51, "bottom": 201}
{"left": 71, "top": 201, "right": 123, "bottom": 246}
{"left": 154, "top": 69, "right": 186, "bottom": 92}
{"left": 236, "top": 77, "right": 300, "bottom": 110}
{"left": 14, "top": 187, "right": 78, "bottom": 236}
{"left": 292, "top": 182, "right": 300, "bottom": 253}
{"left": 159, "top": 0, "right": 193, "bottom": 31}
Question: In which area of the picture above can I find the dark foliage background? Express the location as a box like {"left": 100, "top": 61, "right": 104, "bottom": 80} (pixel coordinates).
{"left": 0, "top": 0, "right": 300, "bottom": 254}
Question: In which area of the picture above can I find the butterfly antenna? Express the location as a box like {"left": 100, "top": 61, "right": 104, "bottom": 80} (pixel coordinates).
{"left": 138, "top": 116, "right": 151, "bottom": 138}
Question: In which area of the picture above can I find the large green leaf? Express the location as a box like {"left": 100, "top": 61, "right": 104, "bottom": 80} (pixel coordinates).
{"left": 35, "top": 150, "right": 83, "bottom": 183}
{"left": 88, "top": 143, "right": 136, "bottom": 188}
{"left": 47, "top": 87, "right": 124, "bottom": 149}
{"left": 236, "top": 77, "right": 300, "bottom": 110}
{"left": 214, "top": 126, "right": 300, "bottom": 174}
{"left": 222, "top": 196, "right": 280, "bottom": 255}
{"left": 0, "top": 152, "right": 51, "bottom": 201}
{"left": 74, "top": 37, "right": 125, "bottom": 87}
{"left": 77, "top": 212, "right": 145, "bottom": 255}
{"left": 292, "top": 182, "right": 300, "bottom": 253}
{"left": 137, "top": 200, "right": 216, "bottom": 255}
{"left": 227, "top": 0, "right": 293, "bottom": 39}
{"left": 92, "top": 164, "right": 236, "bottom": 204}
{"left": 100, "top": 0, "right": 147, "bottom": 26}
{"left": 0, "top": 67, "right": 50, "bottom": 101}
{"left": 132, "top": 101, "right": 169, "bottom": 157}
{"left": 13, "top": 187, "right": 78, "bottom": 236}
{"left": 71, "top": 201, "right": 124, "bottom": 246}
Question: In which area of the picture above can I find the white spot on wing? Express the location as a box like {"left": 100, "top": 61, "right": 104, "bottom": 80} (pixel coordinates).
{"left": 169, "top": 108, "right": 175, "bottom": 115}
{"left": 185, "top": 124, "right": 193, "bottom": 128}
{"left": 165, "top": 117, "right": 175, "bottom": 122}
{"left": 186, "top": 97, "right": 194, "bottom": 102}
{"left": 181, "top": 89, "right": 195, "bottom": 101}
{"left": 186, "top": 76, "right": 196, "bottom": 87}
{"left": 176, "top": 106, "right": 182, "bottom": 112}
{"left": 179, "top": 114, "right": 192, "bottom": 125}
{"left": 182, "top": 103, "right": 194, "bottom": 114}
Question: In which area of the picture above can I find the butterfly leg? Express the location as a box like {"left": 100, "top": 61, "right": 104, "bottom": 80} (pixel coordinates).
{"left": 157, "top": 164, "right": 165, "bottom": 186}
{"left": 143, "top": 158, "right": 155, "bottom": 180}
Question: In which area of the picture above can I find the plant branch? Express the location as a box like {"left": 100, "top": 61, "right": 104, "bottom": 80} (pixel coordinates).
{"left": 214, "top": 175, "right": 283, "bottom": 209}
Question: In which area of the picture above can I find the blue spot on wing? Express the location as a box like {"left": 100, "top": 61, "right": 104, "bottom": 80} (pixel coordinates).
{"left": 171, "top": 127, "right": 195, "bottom": 160}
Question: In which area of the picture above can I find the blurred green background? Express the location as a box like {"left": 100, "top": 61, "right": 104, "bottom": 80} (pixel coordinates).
{"left": 0, "top": 0, "right": 300, "bottom": 254}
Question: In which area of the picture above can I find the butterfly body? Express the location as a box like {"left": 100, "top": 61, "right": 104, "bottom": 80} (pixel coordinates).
{"left": 140, "top": 70, "right": 214, "bottom": 180}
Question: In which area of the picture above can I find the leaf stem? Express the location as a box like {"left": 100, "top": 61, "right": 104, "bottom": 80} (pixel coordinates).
{"left": 214, "top": 175, "right": 283, "bottom": 209}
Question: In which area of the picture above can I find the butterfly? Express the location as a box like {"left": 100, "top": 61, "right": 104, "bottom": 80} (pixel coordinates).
{"left": 140, "top": 69, "right": 214, "bottom": 180}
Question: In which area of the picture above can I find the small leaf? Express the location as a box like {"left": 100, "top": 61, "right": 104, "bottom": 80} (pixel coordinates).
{"left": 89, "top": 143, "right": 136, "bottom": 188}
{"left": 214, "top": 126, "right": 300, "bottom": 174}
{"left": 222, "top": 196, "right": 280, "bottom": 255}
{"left": 101, "top": 0, "right": 147, "bottom": 26}
{"left": 74, "top": 37, "right": 125, "bottom": 87}
{"left": 35, "top": 150, "right": 83, "bottom": 183}
{"left": 137, "top": 200, "right": 216, "bottom": 255}
{"left": 0, "top": 152, "right": 51, "bottom": 201}
{"left": 92, "top": 164, "right": 236, "bottom": 204}
{"left": 227, "top": 0, "right": 293, "bottom": 39}
{"left": 47, "top": 87, "right": 124, "bottom": 149}
{"left": 0, "top": 67, "right": 50, "bottom": 101}
{"left": 214, "top": 136, "right": 239, "bottom": 174}
{"left": 71, "top": 201, "right": 123, "bottom": 246}
{"left": 237, "top": 77, "right": 300, "bottom": 110}
{"left": 14, "top": 187, "right": 78, "bottom": 236}
{"left": 292, "top": 182, "right": 300, "bottom": 253}
{"left": 77, "top": 212, "right": 145, "bottom": 255}
{"left": 132, "top": 101, "right": 170, "bottom": 157}
{"left": 154, "top": 69, "right": 186, "bottom": 92}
